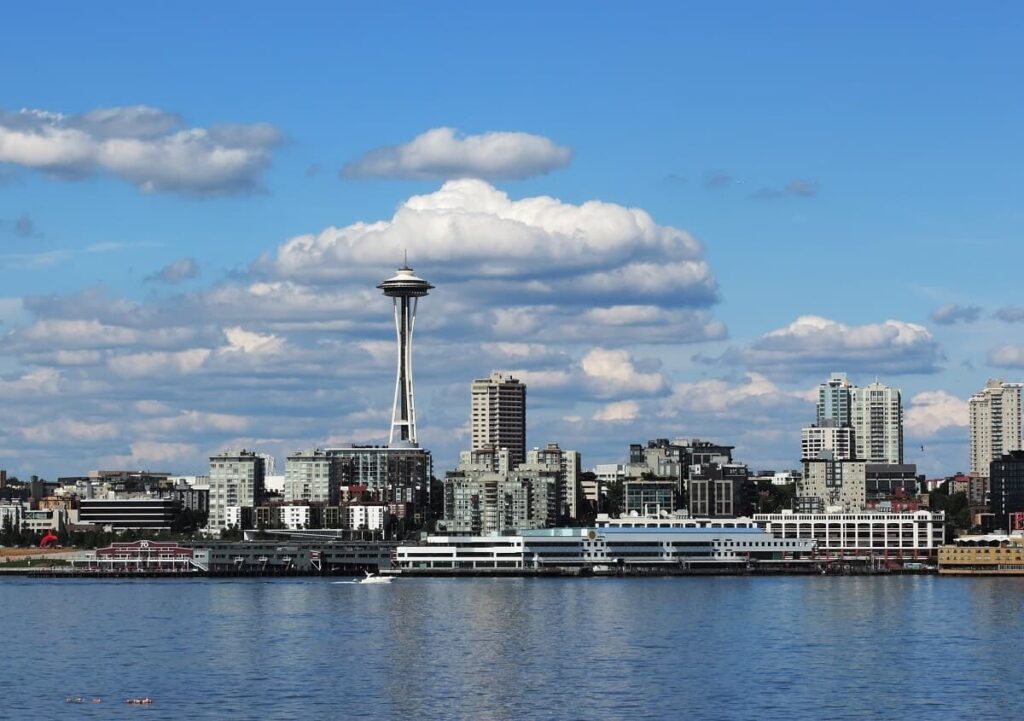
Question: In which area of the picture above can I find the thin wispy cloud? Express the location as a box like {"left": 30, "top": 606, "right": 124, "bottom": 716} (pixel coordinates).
{"left": 146, "top": 257, "right": 199, "bottom": 284}
{"left": 703, "top": 170, "right": 734, "bottom": 189}
{"left": 752, "top": 179, "right": 819, "bottom": 199}
{"left": 930, "top": 303, "right": 981, "bottom": 325}
{"left": 994, "top": 306, "right": 1024, "bottom": 323}
{"left": 0, "top": 213, "right": 42, "bottom": 239}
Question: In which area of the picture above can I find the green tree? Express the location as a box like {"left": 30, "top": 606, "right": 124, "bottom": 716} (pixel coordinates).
{"left": 755, "top": 480, "right": 796, "bottom": 513}
{"left": 603, "top": 479, "right": 623, "bottom": 516}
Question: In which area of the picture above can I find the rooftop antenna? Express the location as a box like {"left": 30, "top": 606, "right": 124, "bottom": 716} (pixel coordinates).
{"left": 403, "top": 248, "right": 409, "bottom": 268}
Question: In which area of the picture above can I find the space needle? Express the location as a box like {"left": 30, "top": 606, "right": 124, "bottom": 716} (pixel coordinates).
{"left": 378, "top": 261, "right": 434, "bottom": 447}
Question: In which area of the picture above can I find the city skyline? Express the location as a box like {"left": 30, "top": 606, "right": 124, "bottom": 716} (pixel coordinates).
{"left": 2, "top": 4, "right": 1024, "bottom": 478}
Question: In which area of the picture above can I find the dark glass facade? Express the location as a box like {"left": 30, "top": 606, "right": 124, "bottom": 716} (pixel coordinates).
{"left": 991, "top": 451, "right": 1024, "bottom": 530}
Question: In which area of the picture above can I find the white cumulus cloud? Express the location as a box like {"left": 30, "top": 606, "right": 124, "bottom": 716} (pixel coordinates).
{"left": 988, "top": 345, "right": 1024, "bottom": 368}
{"left": 663, "top": 373, "right": 804, "bottom": 415}
{"left": 341, "top": 127, "right": 572, "bottom": 180}
{"left": 222, "top": 327, "right": 285, "bottom": 355}
{"left": 904, "top": 390, "right": 968, "bottom": 437}
{"left": 592, "top": 400, "right": 640, "bottom": 422}
{"left": 272, "top": 179, "right": 707, "bottom": 285}
{"left": 715, "top": 315, "right": 942, "bottom": 377}
{"left": 581, "top": 348, "right": 666, "bottom": 398}
{"left": 0, "top": 105, "right": 281, "bottom": 196}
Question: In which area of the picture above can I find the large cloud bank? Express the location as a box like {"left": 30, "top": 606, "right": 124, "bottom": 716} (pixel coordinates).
{"left": 0, "top": 180, "right": 726, "bottom": 474}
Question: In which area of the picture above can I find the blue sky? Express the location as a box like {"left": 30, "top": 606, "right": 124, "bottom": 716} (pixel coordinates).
{"left": 1, "top": 2, "right": 1022, "bottom": 478}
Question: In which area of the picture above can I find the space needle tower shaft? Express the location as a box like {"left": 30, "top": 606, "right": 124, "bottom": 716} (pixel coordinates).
{"left": 377, "top": 264, "right": 433, "bottom": 446}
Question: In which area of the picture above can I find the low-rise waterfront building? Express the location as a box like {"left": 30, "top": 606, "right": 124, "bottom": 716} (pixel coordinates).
{"left": 70, "top": 540, "right": 207, "bottom": 573}
{"left": 938, "top": 533, "right": 1024, "bottom": 574}
{"left": 393, "top": 523, "right": 815, "bottom": 571}
{"left": 194, "top": 539, "right": 398, "bottom": 574}
{"left": 754, "top": 510, "right": 945, "bottom": 561}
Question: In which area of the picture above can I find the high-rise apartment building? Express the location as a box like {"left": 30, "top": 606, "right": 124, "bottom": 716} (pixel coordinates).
{"left": 801, "top": 425, "right": 855, "bottom": 460}
{"left": 284, "top": 449, "right": 339, "bottom": 505}
{"left": 817, "top": 372, "right": 853, "bottom": 427}
{"left": 851, "top": 381, "right": 903, "bottom": 464}
{"left": 471, "top": 373, "right": 527, "bottom": 467}
{"left": 523, "top": 443, "right": 581, "bottom": 520}
{"left": 208, "top": 450, "right": 265, "bottom": 531}
{"left": 804, "top": 373, "right": 904, "bottom": 465}
{"left": 801, "top": 372, "right": 856, "bottom": 462}
{"left": 441, "top": 447, "right": 558, "bottom": 535}
{"left": 969, "top": 379, "right": 1023, "bottom": 475}
{"left": 440, "top": 442, "right": 581, "bottom": 533}
{"left": 326, "top": 444, "right": 433, "bottom": 513}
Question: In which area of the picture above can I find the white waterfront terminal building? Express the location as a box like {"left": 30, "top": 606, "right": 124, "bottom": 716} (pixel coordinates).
{"left": 394, "top": 510, "right": 946, "bottom": 571}
{"left": 394, "top": 516, "right": 815, "bottom": 571}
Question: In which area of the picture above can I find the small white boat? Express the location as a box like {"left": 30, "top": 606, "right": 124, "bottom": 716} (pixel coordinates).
{"left": 357, "top": 570, "right": 394, "bottom": 584}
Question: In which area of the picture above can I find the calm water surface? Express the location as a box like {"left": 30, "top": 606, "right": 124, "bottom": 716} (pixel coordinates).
{"left": 1, "top": 575, "right": 1022, "bottom": 720}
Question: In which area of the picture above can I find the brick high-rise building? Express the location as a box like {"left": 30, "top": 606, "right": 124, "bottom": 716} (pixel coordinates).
{"left": 471, "top": 373, "right": 527, "bottom": 467}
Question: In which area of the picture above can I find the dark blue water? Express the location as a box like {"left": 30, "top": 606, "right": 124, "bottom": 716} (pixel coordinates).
{"left": 2, "top": 576, "right": 1021, "bottom": 720}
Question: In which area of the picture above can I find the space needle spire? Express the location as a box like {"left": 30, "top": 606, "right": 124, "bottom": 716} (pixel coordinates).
{"left": 377, "top": 262, "right": 433, "bottom": 446}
